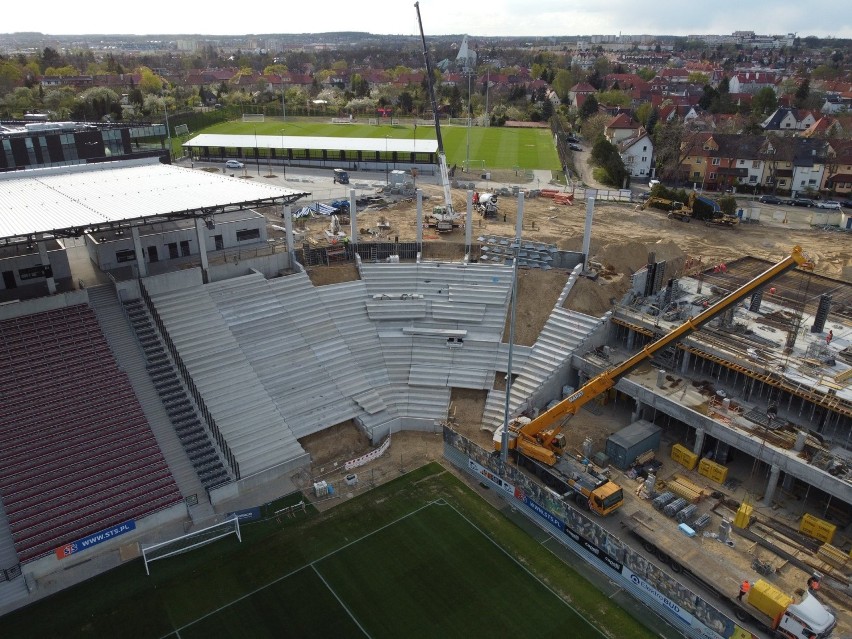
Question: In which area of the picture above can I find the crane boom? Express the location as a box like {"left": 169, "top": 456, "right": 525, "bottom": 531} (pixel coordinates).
{"left": 414, "top": 2, "right": 454, "bottom": 219}
{"left": 495, "top": 245, "right": 812, "bottom": 465}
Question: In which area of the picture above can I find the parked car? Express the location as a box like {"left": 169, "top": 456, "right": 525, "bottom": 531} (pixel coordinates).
{"left": 758, "top": 195, "right": 783, "bottom": 205}
{"left": 566, "top": 135, "right": 580, "bottom": 143}
{"left": 225, "top": 159, "right": 244, "bottom": 169}
{"left": 569, "top": 143, "right": 583, "bottom": 152}
{"left": 790, "top": 197, "right": 815, "bottom": 207}
{"left": 816, "top": 200, "right": 842, "bottom": 210}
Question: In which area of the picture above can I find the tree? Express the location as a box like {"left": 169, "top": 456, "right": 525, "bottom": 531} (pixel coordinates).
{"left": 71, "top": 87, "right": 122, "bottom": 121}
{"left": 578, "top": 94, "right": 599, "bottom": 119}
{"left": 552, "top": 69, "right": 573, "bottom": 102}
{"left": 589, "top": 137, "right": 627, "bottom": 187}
{"left": 717, "top": 195, "right": 737, "bottom": 217}
{"left": 137, "top": 67, "right": 164, "bottom": 94}
{"left": 350, "top": 73, "right": 370, "bottom": 98}
{"left": 698, "top": 85, "right": 719, "bottom": 110}
{"left": 637, "top": 67, "right": 656, "bottom": 81}
{"left": 635, "top": 102, "right": 653, "bottom": 128}
{"left": 794, "top": 77, "right": 810, "bottom": 109}
{"left": 751, "top": 87, "right": 778, "bottom": 118}
{"left": 646, "top": 108, "right": 659, "bottom": 136}
{"left": 0, "top": 61, "right": 23, "bottom": 93}
{"left": 40, "top": 47, "right": 62, "bottom": 72}
{"left": 263, "top": 64, "right": 289, "bottom": 76}
{"left": 688, "top": 72, "right": 710, "bottom": 85}
{"left": 579, "top": 112, "right": 610, "bottom": 145}
{"left": 596, "top": 90, "right": 630, "bottom": 108}
{"left": 398, "top": 90, "right": 414, "bottom": 114}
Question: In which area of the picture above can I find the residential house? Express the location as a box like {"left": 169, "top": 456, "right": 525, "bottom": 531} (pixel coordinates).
{"left": 568, "top": 82, "right": 596, "bottom": 108}
{"left": 604, "top": 113, "right": 640, "bottom": 144}
{"left": 823, "top": 140, "right": 852, "bottom": 196}
{"left": 728, "top": 71, "right": 778, "bottom": 94}
{"left": 801, "top": 116, "right": 843, "bottom": 139}
{"left": 761, "top": 107, "right": 816, "bottom": 133}
{"left": 617, "top": 130, "right": 654, "bottom": 178}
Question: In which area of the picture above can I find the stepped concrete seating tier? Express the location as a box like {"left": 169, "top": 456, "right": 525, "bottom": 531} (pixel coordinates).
{"left": 0, "top": 304, "right": 182, "bottom": 562}
{"left": 482, "top": 308, "right": 603, "bottom": 431}
{"left": 149, "top": 282, "right": 306, "bottom": 477}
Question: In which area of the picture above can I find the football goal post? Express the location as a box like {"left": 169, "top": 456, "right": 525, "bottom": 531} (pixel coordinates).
{"left": 391, "top": 118, "right": 401, "bottom": 125}
{"left": 174, "top": 123, "right": 189, "bottom": 136}
{"left": 242, "top": 113, "right": 265, "bottom": 123}
{"left": 368, "top": 118, "right": 379, "bottom": 125}
{"left": 141, "top": 516, "right": 241, "bottom": 575}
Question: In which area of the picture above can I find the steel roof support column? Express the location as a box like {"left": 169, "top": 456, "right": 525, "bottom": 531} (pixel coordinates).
{"left": 283, "top": 204, "right": 294, "bottom": 257}
{"left": 37, "top": 241, "right": 56, "bottom": 294}
{"left": 131, "top": 226, "right": 148, "bottom": 278}
{"left": 194, "top": 218, "right": 210, "bottom": 284}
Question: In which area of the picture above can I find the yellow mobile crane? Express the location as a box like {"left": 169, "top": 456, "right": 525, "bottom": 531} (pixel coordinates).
{"left": 494, "top": 246, "right": 813, "bottom": 507}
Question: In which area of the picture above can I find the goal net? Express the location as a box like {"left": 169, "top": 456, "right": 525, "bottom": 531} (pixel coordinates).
{"left": 242, "top": 113, "right": 265, "bottom": 123}
{"left": 368, "top": 118, "right": 379, "bottom": 125}
{"left": 174, "top": 123, "right": 189, "bottom": 136}
{"left": 391, "top": 118, "right": 401, "bottom": 125}
{"left": 141, "top": 516, "right": 241, "bottom": 575}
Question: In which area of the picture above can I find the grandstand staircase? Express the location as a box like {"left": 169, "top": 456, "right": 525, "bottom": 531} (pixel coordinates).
{"left": 122, "top": 298, "right": 232, "bottom": 499}
{"left": 86, "top": 285, "right": 218, "bottom": 519}
{"left": 482, "top": 308, "right": 604, "bottom": 431}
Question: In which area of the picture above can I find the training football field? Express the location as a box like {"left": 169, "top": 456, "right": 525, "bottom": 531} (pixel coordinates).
{"left": 197, "top": 119, "right": 561, "bottom": 171}
{"left": 166, "top": 500, "right": 601, "bottom": 638}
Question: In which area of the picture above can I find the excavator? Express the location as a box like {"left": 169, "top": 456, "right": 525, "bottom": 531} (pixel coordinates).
{"left": 414, "top": 2, "right": 459, "bottom": 233}
{"left": 493, "top": 245, "right": 813, "bottom": 469}
{"left": 642, "top": 191, "right": 738, "bottom": 227}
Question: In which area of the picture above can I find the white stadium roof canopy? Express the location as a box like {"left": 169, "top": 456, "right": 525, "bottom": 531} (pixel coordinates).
{"left": 0, "top": 158, "right": 309, "bottom": 244}
{"left": 182, "top": 134, "right": 438, "bottom": 154}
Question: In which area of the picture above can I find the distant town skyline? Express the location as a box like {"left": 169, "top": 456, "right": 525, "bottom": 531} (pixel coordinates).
{"left": 3, "top": 1, "right": 850, "bottom": 39}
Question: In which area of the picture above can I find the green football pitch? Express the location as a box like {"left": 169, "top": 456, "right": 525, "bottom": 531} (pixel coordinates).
{"left": 1, "top": 465, "right": 655, "bottom": 639}
{"left": 172, "top": 501, "right": 601, "bottom": 639}
{"left": 195, "top": 119, "right": 561, "bottom": 171}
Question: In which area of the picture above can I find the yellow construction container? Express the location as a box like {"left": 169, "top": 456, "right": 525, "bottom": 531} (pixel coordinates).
{"left": 698, "top": 457, "right": 729, "bottom": 484}
{"left": 747, "top": 579, "right": 792, "bottom": 622}
{"left": 671, "top": 444, "right": 698, "bottom": 470}
{"left": 733, "top": 502, "right": 753, "bottom": 529}
{"left": 799, "top": 513, "right": 836, "bottom": 544}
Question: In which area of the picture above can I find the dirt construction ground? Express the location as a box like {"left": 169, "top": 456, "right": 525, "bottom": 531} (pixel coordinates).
{"left": 293, "top": 180, "right": 852, "bottom": 474}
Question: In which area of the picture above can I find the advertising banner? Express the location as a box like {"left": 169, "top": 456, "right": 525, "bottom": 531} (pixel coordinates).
{"left": 55, "top": 520, "right": 136, "bottom": 559}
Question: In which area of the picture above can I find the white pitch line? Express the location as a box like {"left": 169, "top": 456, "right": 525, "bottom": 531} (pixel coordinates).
{"left": 312, "top": 565, "right": 372, "bottom": 638}
{"left": 440, "top": 501, "right": 608, "bottom": 639}
{"left": 161, "top": 500, "right": 443, "bottom": 639}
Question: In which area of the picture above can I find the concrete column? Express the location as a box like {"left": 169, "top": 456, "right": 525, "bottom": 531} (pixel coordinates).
{"left": 416, "top": 189, "right": 423, "bottom": 246}
{"left": 283, "top": 205, "right": 294, "bottom": 256}
{"left": 194, "top": 218, "right": 209, "bottom": 282}
{"left": 582, "top": 197, "right": 595, "bottom": 271}
{"left": 515, "top": 191, "right": 525, "bottom": 241}
{"left": 693, "top": 427, "right": 705, "bottom": 456}
{"left": 762, "top": 464, "right": 781, "bottom": 506}
{"left": 37, "top": 241, "right": 57, "bottom": 294}
{"left": 465, "top": 189, "right": 473, "bottom": 253}
{"left": 631, "top": 400, "right": 644, "bottom": 422}
{"left": 131, "top": 226, "right": 148, "bottom": 278}
{"left": 681, "top": 350, "right": 691, "bottom": 375}
{"left": 349, "top": 189, "right": 357, "bottom": 246}
{"left": 626, "top": 329, "right": 635, "bottom": 350}
{"left": 782, "top": 473, "right": 795, "bottom": 491}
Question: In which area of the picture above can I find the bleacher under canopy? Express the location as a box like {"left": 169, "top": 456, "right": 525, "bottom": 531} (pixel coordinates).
{"left": 0, "top": 158, "right": 309, "bottom": 246}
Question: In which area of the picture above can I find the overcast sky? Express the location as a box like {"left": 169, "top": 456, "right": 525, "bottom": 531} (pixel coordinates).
{"left": 3, "top": 0, "right": 850, "bottom": 39}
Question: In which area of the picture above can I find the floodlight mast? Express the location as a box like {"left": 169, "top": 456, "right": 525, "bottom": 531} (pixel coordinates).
{"left": 414, "top": 1, "right": 453, "bottom": 217}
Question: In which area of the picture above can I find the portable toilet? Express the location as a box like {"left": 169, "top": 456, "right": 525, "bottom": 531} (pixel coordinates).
{"left": 605, "top": 420, "right": 662, "bottom": 469}
{"left": 389, "top": 169, "right": 408, "bottom": 185}
{"left": 333, "top": 168, "right": 349, "bottom": 184}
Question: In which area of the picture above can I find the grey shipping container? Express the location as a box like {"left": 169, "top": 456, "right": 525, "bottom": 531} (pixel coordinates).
{"left": 605, "top": 419, "right": 662, "bottom": 469}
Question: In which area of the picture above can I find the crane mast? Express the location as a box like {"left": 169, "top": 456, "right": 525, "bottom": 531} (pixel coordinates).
{"left": 414, "top": 2, "right": 454, "bottom": 220}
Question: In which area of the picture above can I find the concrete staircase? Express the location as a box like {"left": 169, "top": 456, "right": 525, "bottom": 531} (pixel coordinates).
{"left": 86, "top": 285, "right": 214, "bottom": 520}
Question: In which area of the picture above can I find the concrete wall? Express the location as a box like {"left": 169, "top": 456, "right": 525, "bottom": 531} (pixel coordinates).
{"left": 360, "top": 416, "right": 442, "bottom": 443}
{"left": 22, "top": 501, "right": 186, "bottom": 580}
{"left": 0, "top": 289, "right": 89, "bottom": 320}
{"left": 142, "top": 268, "right": 204, "bottom": 296}
{"left": 0, "top": 249, "right": 72, "bottom": 291}
{"left": 208, "top": 454, "right": 311, "bottom": 506}
{"left": 208, "top": 252, "right": 291, "bottom": 282}
{"left": 87, "top": 215, "right": 267, "bottom": 272}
